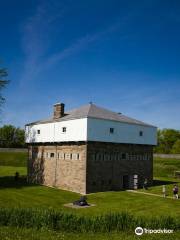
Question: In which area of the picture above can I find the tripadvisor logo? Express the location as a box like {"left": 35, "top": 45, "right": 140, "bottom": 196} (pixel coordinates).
{"left": 135, "top": 227, "right": 174, "bottom": 235}
{"left": 135, "top": 227, "right": 144, "bottom": 235}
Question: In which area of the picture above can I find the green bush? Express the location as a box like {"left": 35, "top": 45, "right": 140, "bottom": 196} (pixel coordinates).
{"left": 0, "top": 208, "right": 179, "bottom": 233}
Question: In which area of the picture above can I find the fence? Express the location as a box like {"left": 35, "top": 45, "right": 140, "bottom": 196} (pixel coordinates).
{"left": 0, "top": 148, "right": 27, "bottom": 153}
{"left": 153, "top": 154, "right": 180, "bottom": 159}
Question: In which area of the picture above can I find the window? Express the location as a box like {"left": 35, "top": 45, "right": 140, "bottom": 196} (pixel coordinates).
{"left": 139, "top": 131, "right": 143, "bottom": 136}
{"left": 110, "top": 128, "right": 114, "bottom": 134}
{"left": 77, "top": 153, "right": 80, "bottom": 160}
{"left": 122, "top": 153, "right": 126, "bottom": 160}
{"left": 50, "top": 153, "right": 54, "bottom": 158}
{"left": 62, "top": 127, "right": 66, "bottom": 133}
{"left": 37, "top": 130, "right": 40, "bottom": 134}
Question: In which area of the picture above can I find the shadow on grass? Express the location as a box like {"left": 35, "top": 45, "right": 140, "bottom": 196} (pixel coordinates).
{"left": 153, "top": 179, "right": 178, "bottom": 186}
{"left": 0, "top": 176, "right": 36, "bottom": 189}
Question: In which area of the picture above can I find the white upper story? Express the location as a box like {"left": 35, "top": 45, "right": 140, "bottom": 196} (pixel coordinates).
{"left": 25, "top": 103, "right": 157, "bottom": 145}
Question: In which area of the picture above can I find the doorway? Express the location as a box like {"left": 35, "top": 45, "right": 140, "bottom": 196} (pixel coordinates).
{"left": 123, "top": 175, "right": 129, "bottom": 189}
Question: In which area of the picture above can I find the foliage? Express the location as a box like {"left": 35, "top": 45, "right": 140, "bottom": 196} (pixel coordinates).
{"left": 0, "top": 64, "right": 9, "bottom": 108}
{"left": 171, "top": 139, "right": 180, "bottom": 154}
{"left": 0, "top": 208, "right": 179, "bottom": 233}
{"left": 154, "top": 129, "right": 180, "bottom": 153}
{"left": 0, "top": 125, "right": 25, "bottom": 148}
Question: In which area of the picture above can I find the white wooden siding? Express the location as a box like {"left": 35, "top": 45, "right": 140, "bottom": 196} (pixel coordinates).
{"left": 25, "top": 118, "right": 88, "bottom": 143}
{"left": 25, "top": 117, "right": 157, "bottom": 145}
{"left": 87, "top": 118, "right": 157, "bottom": 145}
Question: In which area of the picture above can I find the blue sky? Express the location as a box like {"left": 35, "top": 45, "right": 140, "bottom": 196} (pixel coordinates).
{"left": 1, "top": 0, "right": 180, "bottom": 129}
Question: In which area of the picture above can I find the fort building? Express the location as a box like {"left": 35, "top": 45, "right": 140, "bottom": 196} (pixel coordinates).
{"left": 25, "top": 102, "right": 157, "bottom": 194}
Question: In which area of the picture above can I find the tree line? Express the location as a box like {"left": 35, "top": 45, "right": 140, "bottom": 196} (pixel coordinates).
{"left": 154, "top": 129, "right": 180, "bottom": 154}
{"left": 0, "top": 125, "right": 25, "bottom": 148}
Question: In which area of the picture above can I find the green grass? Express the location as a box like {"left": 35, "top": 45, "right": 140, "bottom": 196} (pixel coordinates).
{"left": 0, "top": 152, "right": 27, "bottom": 167}
{"left": 0, "top": 153, "right": 180, "bottom": 217}
{"left": 138, "top": 157, "right": 180, "bottom": 197}
{"left": 154, "top": 157, "right": 180, "bottom": 179}
{"left": 0, "top": 152, "right": 180, "bottom": 239}
{"left": 0, "top": 227, "right": 180, "bottom": 240}
{"left": 0, "top": 166, "right": 27, "bottom": 177}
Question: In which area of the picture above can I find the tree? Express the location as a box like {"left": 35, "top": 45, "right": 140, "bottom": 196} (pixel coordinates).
{"left": 0, "top": 63, "right": 9, "bottom": 109}
{"left": 0, "top": 125, "right": 25, "bottom": 148}
{"left": 154, "top": 128, "right": 180, "bottom": 153}
{"left": 171, "top": 139, "right": 180, "bottom": 154}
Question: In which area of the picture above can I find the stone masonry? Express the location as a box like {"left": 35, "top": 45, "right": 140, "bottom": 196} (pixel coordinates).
{"left": 28, "top": 142, "right": 87, "bottom": 194}
{"left": 27, "top": 141, "right": 153, "bottom": 194}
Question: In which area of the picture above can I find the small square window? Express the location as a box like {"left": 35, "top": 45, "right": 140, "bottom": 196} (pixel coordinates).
{"left": 50, "top": 153, "right": 54, "bottom": 158}
{"left": 62, "top": 127, "right": 66, "bottom": 133}
{"left": 37, "top": 130, "right": 40, "bottom": 134}
{"left": 110, "top": 128, "right": 114, "bottom": 134}
{"left": 139, "top": 131, "right": 143, "bottom": 136}
{"left": 122, "top": 153, "right": 126, "bottom": 160}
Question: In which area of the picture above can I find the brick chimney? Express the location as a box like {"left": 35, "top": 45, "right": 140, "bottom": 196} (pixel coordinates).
{"left": 53, "top": 103, "right": 65, "bottom": 119}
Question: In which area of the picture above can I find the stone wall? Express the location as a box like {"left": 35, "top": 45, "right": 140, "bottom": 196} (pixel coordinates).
{"left": 28, "top": 143, "right": 87, "bottom": 194}
{"left": 28, "top": 141, "right": 153, "bottom": 194}
{"left": 86, "top": 142, "right": 153, "bottom": 193}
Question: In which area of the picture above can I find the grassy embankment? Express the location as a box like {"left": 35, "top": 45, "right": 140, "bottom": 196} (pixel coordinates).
{"left": 0, "top": 152, "right": 180, "bottom": 239}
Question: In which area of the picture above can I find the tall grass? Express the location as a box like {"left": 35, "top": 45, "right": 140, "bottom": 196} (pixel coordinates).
{"left": 0, "top": 208, "right": 179, "bottom": 232}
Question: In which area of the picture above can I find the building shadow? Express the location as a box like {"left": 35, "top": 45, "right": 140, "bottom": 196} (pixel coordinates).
{"left": 0, "top": 175, "right": 36, "bottom": 189}
{"left": 153, "top": 179, "right": 178, "bottom": 186}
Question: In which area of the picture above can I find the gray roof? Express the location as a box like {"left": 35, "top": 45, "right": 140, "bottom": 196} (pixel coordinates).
{"left": 26, "top": 103, "right": 156, "bottom": 127}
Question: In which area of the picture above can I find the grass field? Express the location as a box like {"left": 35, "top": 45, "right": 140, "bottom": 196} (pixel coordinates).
{"left": 0, "top": 152, "right": 180, "bottom": 239}
{"left": 0, "top": 227, "right": 180, "bottom": 240}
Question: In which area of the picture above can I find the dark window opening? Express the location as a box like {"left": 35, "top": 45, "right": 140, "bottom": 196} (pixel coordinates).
{"left": 62, "top": 127, "right": 66, "bottom": 133}
{"left": 77, "top": 153, "right": 79, "bottom": 160}
{"left": 37, "top": 130, "right": 40, "bottom": 134}
{"left": 70, "top": 153, "right": 72, "bottom": 159}
{"left": 139, "top": 131, "right": 143, "bottom": 136}
{"left": 101, "top": 180, "right": 105, "bottom": 185}
{"left": 122, "top": 153, "right": 126, "bottom": 160}
{"left": 110, "top": 128, "right": 114, "bottom": 134}
{"left": 50, "top": 153, "right": 54, "bottom": 158}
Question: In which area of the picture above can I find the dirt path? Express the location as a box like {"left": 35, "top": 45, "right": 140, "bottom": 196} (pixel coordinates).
{"left": 127, "top": 189, "right": 178, "bottom": 200}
